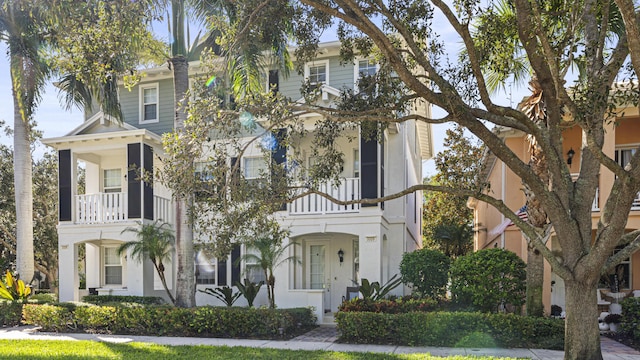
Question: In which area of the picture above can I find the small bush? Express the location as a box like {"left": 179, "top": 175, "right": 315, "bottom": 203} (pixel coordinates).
{"left": 335, "top": 311, "right": 564, "bottom": 349}
{"left": 450, "top": 248, "right": 526, "bottom": 313}
{"left": 22, "top": 304, "right": 75, "bottom": 332}
{"left": 621, "top": 297, "right": 640, "bottom": 338}
{"left": 0, "top": 301, "right": 23, "bottom": 326}
{"left": 29, "top": 293, "right": 57, "bottom": 303}
{"left": 400, "top": 248, "right": 450, "bottom": 299}
{"left": 82, "top": 295, "right": 164, "bottom": 305}
{"left": 338, "top": 297, "right": 437, "bottom": 313}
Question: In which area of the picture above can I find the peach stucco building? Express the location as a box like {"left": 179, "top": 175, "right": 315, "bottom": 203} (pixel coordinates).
{"left": 468, "top": 107, "right": 640, "bottom": 314}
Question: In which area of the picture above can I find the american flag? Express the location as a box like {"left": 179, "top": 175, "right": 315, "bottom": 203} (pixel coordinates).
{"left": 507, "top": 205, "right": 528, "bottom": 227}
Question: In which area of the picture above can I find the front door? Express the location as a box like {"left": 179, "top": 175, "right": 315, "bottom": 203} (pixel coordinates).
{"left": 308, "top": 243, "right": 331, "bottom": 313}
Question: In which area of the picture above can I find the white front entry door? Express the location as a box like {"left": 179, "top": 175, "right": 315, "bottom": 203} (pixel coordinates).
{"left": 308, "top": 243, "right": 331, "bottom": 313}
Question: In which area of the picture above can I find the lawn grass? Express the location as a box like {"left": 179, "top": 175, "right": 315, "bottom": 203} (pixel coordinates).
{"left": 0, "top": 339, "right": 525, "bottom": 359}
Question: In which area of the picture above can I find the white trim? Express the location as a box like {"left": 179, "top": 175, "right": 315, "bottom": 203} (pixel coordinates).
{"left": 304, "top": 59, "right": 330, "bottom": 86}
{"left": 139, "top": 82, "right": 159, "bottom": 124}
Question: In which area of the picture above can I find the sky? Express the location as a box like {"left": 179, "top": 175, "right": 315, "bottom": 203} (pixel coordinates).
{"left": 0, "top": 10, "right": 531, "bottom": 179}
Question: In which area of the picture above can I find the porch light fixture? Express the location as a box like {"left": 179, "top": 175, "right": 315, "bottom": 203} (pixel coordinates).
{"left": 566, "top": 148, "right": 575, "bottom": 167}
{"left": 337, "top": 249, "right": 344, "bottom": 264}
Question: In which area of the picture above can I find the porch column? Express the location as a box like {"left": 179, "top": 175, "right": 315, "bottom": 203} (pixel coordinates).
{"left": 358, "top": 234, "right": 382, "bottom": 284}
{"left": 58, "top": 242, "right": 79, "bottom": 302}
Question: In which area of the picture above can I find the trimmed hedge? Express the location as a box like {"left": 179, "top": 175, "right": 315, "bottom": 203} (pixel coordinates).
{"left": 82, "top": 295, "right": 164, "bottom": 305}
{"left": 335, "top": 311, "right": 564, "bottom": 349}
{"left": 0, "top": 301, "right": 23, "bottom": 327}
{"left": 339, "top": 297, "right": 437, "bottom": 313}
{"left": 22, "top": 303, "right": 316, "bottom": 339}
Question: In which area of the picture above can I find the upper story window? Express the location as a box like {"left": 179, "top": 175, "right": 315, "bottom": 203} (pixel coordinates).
{"left": 103, "top": 169, "right": 122, "bottom": 193}
{"left": 139, "top": 83, "right": 159, "bottom": 124}
{"left": 353, "top": 149, "right": 360, "bottom": 178}
{"left": 305, "top": 60, "right": 329, "bottom": 88}
{"left": 244, "top": 157, "right": 267, "bottom": 180}
{"left": 354, "top": 58, "right": 378, "bottom": 92}
{"left": 615, "top": 147, "right": 637, "bottom": 168}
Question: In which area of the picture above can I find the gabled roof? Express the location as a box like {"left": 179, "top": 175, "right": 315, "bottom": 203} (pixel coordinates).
{"left": 65, "top": 111, "right": 140, "bottom": 136}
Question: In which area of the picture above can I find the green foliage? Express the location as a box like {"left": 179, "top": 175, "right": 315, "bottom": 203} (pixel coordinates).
{"left": 235, "top": 278, "right": 263, "bottom": 307}
{"left": 29, "top": 292, "right": 57, "bottom": 303}
{"left": 454, "top": 331, "right": 497, "bottom": 348}
{"left": 0, "top": 270, "right": 32, "bottom": 300}
{"left": 335, "top": 311, "right": 564, "bottom": 349}
{"left": 400, "top": 249, "right": 450, "bottom": 299}
{"left": 450, "top": 249, "right": 526, "bottom": 313}
{"left": 21, "top": 303, "right": 316, "bottom": 338}
{"left": 22, "top": 304, "right": 75, "bottom": 332}
{"left": 198, "top": 286, "right": 241, "bottom": 307}
{"left": 0, "top": 300, "right": 23, "bottom": 326}
{"left": 338, "top": 297, "right": 437, "bottom": 314}
{"left": 358, "top": 275, "right": 402, "bottom": 301}
{"left": 621, "top": 297, "right": 640, "bottom": 338}
{"left": 82, "top": 295, "right": 164, "bottom": 305}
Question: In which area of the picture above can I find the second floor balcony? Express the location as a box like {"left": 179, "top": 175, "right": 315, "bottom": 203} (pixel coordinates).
{"left": 289, "top": 177, "right": 361, "bottom": 215}
{"left": 75, "top": 193, "right": 172, "bottom": 224}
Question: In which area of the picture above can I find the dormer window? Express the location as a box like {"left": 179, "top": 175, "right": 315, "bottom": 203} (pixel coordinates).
{"left": 305, "top": 60, "right": 329, "bottom": 88}
{"left": 139, "top": 83, "right": 159, "bottom": 124}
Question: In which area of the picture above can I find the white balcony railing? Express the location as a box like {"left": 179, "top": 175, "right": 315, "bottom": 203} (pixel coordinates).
{"left": 289, "top": 178, "right": 361, "bottom": 215}
{"left": 75, "top": 193, "right": 172, "bottom": 224}
{"left": 76, "top": 193, "right": 127, "bottom": 224}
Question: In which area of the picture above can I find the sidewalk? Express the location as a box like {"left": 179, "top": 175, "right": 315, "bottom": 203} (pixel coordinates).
{"left": 1, "top": 325, "right": 639, "bottom": 359}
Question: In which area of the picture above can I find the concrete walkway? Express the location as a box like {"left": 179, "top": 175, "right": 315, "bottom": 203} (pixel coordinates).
{"left": 1, "top": 325, "right": 639, "bottom": 359}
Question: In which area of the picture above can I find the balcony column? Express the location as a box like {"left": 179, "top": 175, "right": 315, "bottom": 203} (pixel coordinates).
{"left": 358, "top": 233, "right": 382, "bottom": 284}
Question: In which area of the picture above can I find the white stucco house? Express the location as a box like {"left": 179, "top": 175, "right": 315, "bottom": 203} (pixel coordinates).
{"left": 43, "top": 41, "right": 433, "bottom": 323}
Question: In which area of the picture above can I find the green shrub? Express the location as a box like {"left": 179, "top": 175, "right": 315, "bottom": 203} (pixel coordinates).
{"left": 29, "top": 293, "right": 57, "bottom": 303}
{"left": 450, "top": 248, "right": 526, "bottom": 313}
{"left": 22, "top": 304, "right": 75, "bottom": 332}
{"left": 335, "top": 311, "right": 564, "bottom": 349}
{"left": 338, "top": 297, "right": 437, "bottom": 313}
{"left": 82, "top": 295, "right": 164, "bottom": 305}
{"left": 454, "top": 331, "right": 496, "bottom": 348}
{"left": 621, "top": 297, "right": 640, "bottom": 338}
{"left": 400, "top": 248, "right": 450, "bottom": 299}
{"left": 0, "top": 301, "right": 23, "bottom": 326}
{"left": 21, "top": 303, "right": 315, "bottom": 339}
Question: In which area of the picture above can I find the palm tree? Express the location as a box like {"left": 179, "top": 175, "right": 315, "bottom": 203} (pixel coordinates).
{"left": 0, "top": 1, "right": 51, "bottom": 285}
{"left": 119, "top": 221, "right": 176, "bottom": 305}
{"left": 163, "top": 1, "right": 293, "bottom": 307}
{"left": 431, "top": 222, "right": 474, "bottom": 259}
{"left": 238, "top": 236, "right": 300, "bottom": 308}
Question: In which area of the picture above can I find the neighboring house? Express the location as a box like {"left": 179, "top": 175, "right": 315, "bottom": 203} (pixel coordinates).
{"left": 43, "top": 41, "right": 432, "bottom": 323}
{"left": 468, "top": 108, "right": 640, "bottom": 313}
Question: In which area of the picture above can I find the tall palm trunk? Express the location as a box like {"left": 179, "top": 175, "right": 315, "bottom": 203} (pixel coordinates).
{"left": 171, "top": 54, "right": 196, "bottom": 308}
{"left": 11, "top": 54, "right": 35, "bottom": 285}
{"left": 521, "top": 78, "right": 549, "bottom": 317}
{"left": 154, "top": 261, "right": 176, "bottom": 305}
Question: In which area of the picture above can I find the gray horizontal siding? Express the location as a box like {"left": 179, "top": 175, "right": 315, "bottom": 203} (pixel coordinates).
{"left": 121, "top": 78, "right": 175, "bottom": 136}
{"left": 280, "top": 56, "right": 356, "bottom": 100}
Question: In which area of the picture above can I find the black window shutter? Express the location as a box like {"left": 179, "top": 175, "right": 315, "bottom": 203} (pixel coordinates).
{"left": 58, "top": 150, "right": 72, "bottom": 221}
{"left": 231, "top": 245, "right": 241, "bottom": 285}
{"left": 268, "top": 70, "right": 279, "bottom": 94}
{"left": 217, "top": 258, "right": 227, "bottom": 286}
{"left": 143, "top": 144, "right": 154, "bottom": 220}
{"left": 271, "top": 129, "right": 287, "bottom": 210}
{"left": 127, "top": 143, "right": 141, "bottom": 219}
{"left": 360, "top": 136, "right": 378, "bottom": 207}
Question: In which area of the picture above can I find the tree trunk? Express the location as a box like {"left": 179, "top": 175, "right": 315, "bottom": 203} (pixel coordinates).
{"left": 526, "top": 246, "right": 544, "bottom": 316}
{"left": 564, "top": 279, "right": 602, "bottom": 360}
{"left": 156, "top": 263, "right": 176, "bottom": 305}
{"left": 172, "top": 55, "right": 196, "bottom": 308}
{"left": 11, "top": 55, "right": 35, "bottom": 285}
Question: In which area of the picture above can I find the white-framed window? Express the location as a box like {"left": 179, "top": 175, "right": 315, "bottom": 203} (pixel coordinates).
{"left": 103, "top": 169, "right": 122, "bottom": 193}
{"left": 195, "top": 251, "right": 216, "bottom": 285}
{"left": 354, "top": 58, "right": 378, "bottom": 92}
{"left": 139, "top": 83, "right": 159, "bottom": 124}
{"left": 103, "top": 247, "right": 122, "bottom": 286}
{"left": 615, "top": 147, "right": 638, "bottom": 168}
{"left": 304, "top": 60, "right": 330, "bottom": 87}
{"left": 243, "top": 157, "right": 267, "bottom": 180}
{"left": 598, "top": 246, "right": 631, "bottom": 291}
{"left": 353, "top": 149, "right": 360, "bottom": 178}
